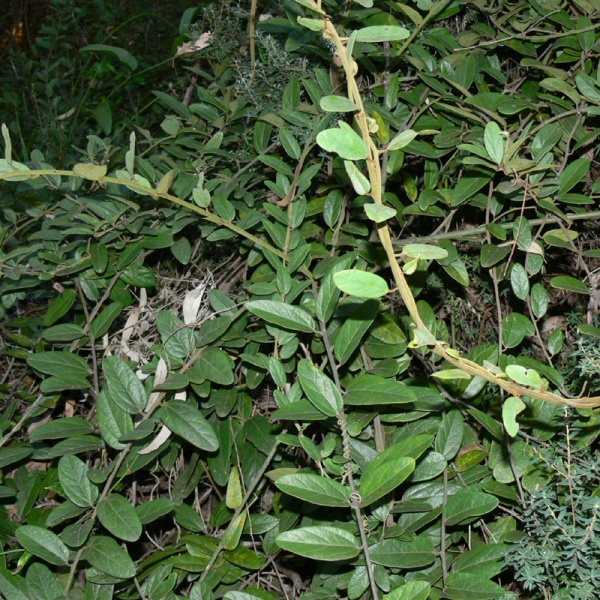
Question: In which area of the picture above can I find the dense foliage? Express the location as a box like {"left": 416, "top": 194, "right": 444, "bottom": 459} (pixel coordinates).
{"left": 2, "top": 0, "right": 600, "bottom": 598}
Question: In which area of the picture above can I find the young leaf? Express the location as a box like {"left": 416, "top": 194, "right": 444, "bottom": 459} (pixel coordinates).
{"left": 226, "top": 468, "right": 243, "bottom": 509}
{"left": 316, "top": 127, "right": 369, "bottom": 160}
{"left": 355, "top": 25, "right": 410, "bottom": 42}
{"left": 344, "top": 160, "right": 371, "bottom": 195}
{"left": 387, "top": 129, "right": 418, "bottom": 151}
{"left": 502, "top": 396, "right": 526, "bottom": 437}
{"left": 97, "top": 494, "right": 143, "bottom": 542}
{"left": 276, "top": 526, "right": 360, "bottom": 561}
{"left": 333, "top": 270, "right": 389, "bottom": 299}
{"left": 364, "top": 203, "right": 396, "bottom": 223}
{"left": 320, "top": 95, "right": 359, "bottom": 112}
{"left": 297, "top": 359, "right": 343, "bottom": 417}
{"left": 505, "top": 365, "right": 542, "bottom": 388}
{"left": 403, "top": 244, "right": 449, "bottom": 261}
{"left": 484, "top": 121, "right": 504, "bottom": 166}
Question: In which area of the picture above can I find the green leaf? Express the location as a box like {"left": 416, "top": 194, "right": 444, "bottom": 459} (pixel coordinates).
{"left": 316, "top": 127, "right": 369, "bottom": 160}
{"left": 297, "top": 359, "right": 342, "bottom": 417}
{"left": 539, "top": 77, "right": 581, "bottom": 105}
{"left": 443, "top": 572, "right": 505, "bottom": 599}
{"left": 369, "top": 536, "right": 435, "bottom": 568}
{"left": 40, "top": 375, "right": 90, "bottom": 394}
{"left": 44, "top": 289, "right": 76, "bottom": 326}
{"left": 510, "top": 263, "right": 529, "bottom": 300}
{"left": 550, "top": 275, "right": 589, "bottom": 294}
{"left": 483, "top": 121, "right": 504, "bottom": 166}
{"left": 530, "top": 283, "right": 548, "bottom": 319}
{"left": 246, "top": 300, "right": 316, "bottom": 332}
{"left": 383, "top": 581, "right": 430, "bottom": 600}
{"left": 344, "top": 374, "right": 415, "bottom": 405}
{"left": 387, "top": 129, "right": 418, "bottom": 151}
{"left": 435, "top": 410, "right": 464, "bottom": 460}
{"left": 103, "top": 356, "right": 147, "bottom": 414}
{"left": 159, "top": 400, "right": 219, "bottom": 452}
{"left": 364, "top": 203, "right": 396, "bottom": 223}
{"left": 136, "top": 498, "right": 175, "bottom": 524}
{"left": 344, "top": 160, "right": 371, "bottom": 195}
{"left": 29, "top": 417, "right": 93, "bottom": 441}
{"left": 27, "top": 351, "right": 89, "bottom": 378}
{"left": 334, "top": 299, "right": 379, "bottom": 364}
{"left": 271, "top": 399, "right": 329, "bottom": 421}
{"left": 0, "top": 447, "right": 32, "bottom": 469}
{"left": 15, "top": 526, "right": 69, "bottom": 566}
{"left": 359, "top": 456, "right": 415, "bottom": 507}
{"left": 480, "top": 244, "right": 511, "bottom": 268}
{"left": 276, "top": 526, "right": 360, "bottom": 561}
{"left": 26, "top": 562, "right": 64, "bottom": 600}
{"left": 275, "top": 473, "right": 351, "bottom": 507}
{"left": 58, "top": 455, "right": 98, "bottom": 507}
{"left": 0, "top": 568, "right": 29, "bottom": 600}
{"left": 403, "top": 243, "right": 449, "bottom": 260}
{"left": 502, "top": 312, "right": 534, "bottom": 349}
{"left": 445, "top": 489, "right": 499, "bottom": 526}
{"left": 505, "top": 365, "right": 542, "bottom": 388}
{"left": 80, "top": 44, "right": 138, "bottom": 70}
{"left": 576, "top": 73, "right": 600, "bottom": 102}
{"left": 333, "top": 270, "right": 389, "bottom": 299}
{"left": 502, "top": 396, "right": 526, "bottom": 437}
{"left": 89, "top": 302, "right": 124, "bottom": 338}
{"left": 73, "top": 163, "right": 107, "bottom": 181}
{"left": 467, "top": 409, "right": 503, "bottom": 441}
{"left": 83, "top": 536, "right": 136, "bottom": 579}
{"left": 96, "top": 389, "right": 133, "bottom": 450}
{"left": 558, "top": 158, "right": 590, "bottom": 196}
{"left": 188, "top": 347, "right": 234, "bottom": 385}
{"left": 97, "top": 494, "right": 142, "bottom": 542}
{"left": 355, "top": 25, "right": 410, "bottom": 42}
{"left": 320, "top": 95, "right": 359, "bottom": 112}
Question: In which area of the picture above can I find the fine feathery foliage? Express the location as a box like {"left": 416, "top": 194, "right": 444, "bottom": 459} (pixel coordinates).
{"left": 2, "top": 0, "right": 600, "bottom": 598}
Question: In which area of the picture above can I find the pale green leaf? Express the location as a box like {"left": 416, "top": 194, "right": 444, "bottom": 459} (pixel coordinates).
{"left": 333, "top": 270, "right": 389, "bottom": 299}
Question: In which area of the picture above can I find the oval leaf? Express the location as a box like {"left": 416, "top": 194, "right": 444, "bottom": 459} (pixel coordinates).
{"left": 333, "top": 270, "right": 389, "bottom": 299}
{"left": 320, "top": 95, "right": 359, "bottom": 112}
{"left": 83, "top": 536, "right": 136, "bottom": 579}
{"left": 275, "top": 473, "right": 351, "bottom": 507}
{"left": 97, "top": 494, "right": 142, "bottom": 542}
{"left": 159, "top": 400, "right": 219, "bottom": 452}
{"left": 276, "top": 526, "right": 360, "bottom": 561}
{"left": 316, "top": 127, "right": 368, "bottom": 160}
{"left": 297, "top": 359, "right": 342, "bottom": 417}
{"left": 15, "top": 526, "right": 69, "bottom": 566}
{"left": 246, "top": 300, "right": 316, "bottom": 333}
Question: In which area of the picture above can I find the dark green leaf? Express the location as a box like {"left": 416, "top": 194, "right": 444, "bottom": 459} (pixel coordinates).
{"left": 344, "top": 374, "right": 416, "bottom": 405}
{"left": 334, "top": 299, "right": 380, "bottom": 364}
{"left": 83, "top": 536, "right": 136, "bottom": 579}
{"left": 445, "top": 489, "right": 499, "bottom": 526}
{"left": 15, "top": 526, "right": 69, "bottom": 565}
{"left": 58, "top": 455, "right": 98, "bottom": 508}
{"left": 159, "top": 400, "right": 219, "bottom": 452}
{"left": 297, "top": 359, "right": 342, "bottom": 417}
{"left": 103, "top": 356, "right": 147, "bottom": 414}
{"left": 275, "top": 473, "right": 350, "bottom": 507}
{"left": 97, "top": 494, "right": 142, "bottom": 542}
{"left": 246, "top": 300, "right": 316, "bottom": 333}
{"left": 276, "top": 526, "right": 360, "bottom": 561}
{"left": 369, "top": 536, "right": 435, "bottom": 569}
